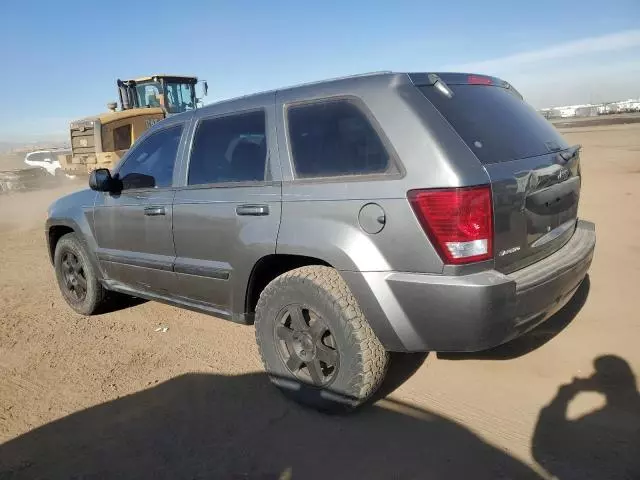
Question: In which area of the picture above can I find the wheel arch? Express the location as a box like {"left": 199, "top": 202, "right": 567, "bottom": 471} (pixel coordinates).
{"left": 243, "top": 254, "right": 405, "bottom": 351}
{"left": 47, "top": 224, "right": 76, "bottom": 264}
{"left": 46, "top": 219, "right": 105, "bottom": 281}
{"left": 244, "top": 254, "right": 331, "bottom": 322}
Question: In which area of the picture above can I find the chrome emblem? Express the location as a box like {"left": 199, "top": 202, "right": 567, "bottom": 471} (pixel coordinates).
{"left": 498, "top": 246, "right": 521, "bottom": 257}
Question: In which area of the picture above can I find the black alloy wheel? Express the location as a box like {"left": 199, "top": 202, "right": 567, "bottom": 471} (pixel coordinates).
{"left": 274, "top": 304, "right": 339, "bottom": 387}
{"left": 255, "top": 265, "right": 389, "bottom": 411}
{"left": 60, "top": 250, "right": 87, "bottom": 302}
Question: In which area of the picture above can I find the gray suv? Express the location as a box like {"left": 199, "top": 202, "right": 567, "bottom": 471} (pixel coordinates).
{"left": 46, "top": 72, "right": 595, "bottom": 410}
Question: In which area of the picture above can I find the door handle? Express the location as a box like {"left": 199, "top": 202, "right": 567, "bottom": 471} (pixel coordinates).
{"left": 236, "top": 204, "right": 269, "bottom": 216}
{"left": 144, "top": 206, "right": 166, "bottom": 216}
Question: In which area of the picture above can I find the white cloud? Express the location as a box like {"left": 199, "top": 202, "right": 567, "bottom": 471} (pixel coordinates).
{"left": 451, "top": 29, "right": 640, "bottom": 73}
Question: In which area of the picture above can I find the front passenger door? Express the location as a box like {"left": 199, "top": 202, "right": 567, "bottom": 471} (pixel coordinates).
{"left": 93, "top": 123, "right": 185, "bottom": 294}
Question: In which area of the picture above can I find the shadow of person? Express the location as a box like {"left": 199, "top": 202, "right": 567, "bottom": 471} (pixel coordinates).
{"left": 532, "top": 355, "right": 640, "bottom": 480}
{"left": 1, "top": 372, "right": 544, "bottom": 480}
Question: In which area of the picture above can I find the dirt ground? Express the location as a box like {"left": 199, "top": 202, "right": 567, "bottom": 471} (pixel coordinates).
{"left": 0, "top": 125, "right": 639, "bottom": 479}
{"left": 0, "top": 153, "right": 25, "bottom": 171}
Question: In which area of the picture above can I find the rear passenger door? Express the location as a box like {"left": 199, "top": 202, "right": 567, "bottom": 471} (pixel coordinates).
{"left": 172, "top": 94, "right": 281, "bottom": 318}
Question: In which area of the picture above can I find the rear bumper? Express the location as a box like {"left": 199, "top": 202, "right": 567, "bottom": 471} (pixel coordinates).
{"left": 343, "top": 220, "right": 595, "bottom": 352}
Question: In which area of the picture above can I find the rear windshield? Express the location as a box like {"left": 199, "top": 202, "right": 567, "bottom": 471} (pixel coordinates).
{"left": 418, "top": 84, "right": 569, "bottom": 164}
{"left": 27, "top": 152, "right": 53, "bottom": 162}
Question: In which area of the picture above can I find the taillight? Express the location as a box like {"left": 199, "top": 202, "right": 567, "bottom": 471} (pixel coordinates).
{"left": 408, "top": 186, "right": 493, "bottom": 265}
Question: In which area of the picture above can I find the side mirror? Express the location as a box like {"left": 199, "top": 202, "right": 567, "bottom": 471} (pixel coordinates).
{"left": 202, "top": 80, "right": 208, "bottom": 97}
{"left": 89, "top": 168, "right": 116, "bottom": 192}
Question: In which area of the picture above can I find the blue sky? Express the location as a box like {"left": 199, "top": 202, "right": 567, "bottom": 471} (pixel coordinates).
{"left": 1, "top": 0, "right": 639, "bottom": 142}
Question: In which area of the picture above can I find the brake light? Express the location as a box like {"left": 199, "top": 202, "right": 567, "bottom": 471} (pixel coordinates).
{"left": 408, "top": 186, "right": 493, "bottom": 264}
{"left": 467, "top": 75, "right": 493, "bottom": 85}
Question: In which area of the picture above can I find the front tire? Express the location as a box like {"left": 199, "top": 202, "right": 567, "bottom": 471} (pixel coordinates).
{"left": 54, "top": 233, "right": 107, "bottom": 315}
{"left": 255, "top": 266, "right": 389, "bottom": 411}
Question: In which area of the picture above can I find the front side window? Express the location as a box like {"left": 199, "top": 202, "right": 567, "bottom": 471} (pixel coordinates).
{"left": 116, "top": 125, "right": 183, "bottom": 190}
{"left": 164, "top": 82, "right": 195, "bottom": 114}
{"left": 188, "top": 111, "right": 267, "bottom": 186}
{"left": 287, "top": 100, "right": 390, "bottom": 178}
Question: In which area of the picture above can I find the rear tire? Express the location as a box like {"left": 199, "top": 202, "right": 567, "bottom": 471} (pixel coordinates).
{"left": 255, "top": 266, "right": 389, "bottom": 412}
{"left": 54, "top": 233, "right": 108, "bottom": 315}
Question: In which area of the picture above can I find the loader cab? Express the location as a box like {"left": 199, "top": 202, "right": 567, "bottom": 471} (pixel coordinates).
{"left": 117, "top": 75, "right": 205, "bottom": 115}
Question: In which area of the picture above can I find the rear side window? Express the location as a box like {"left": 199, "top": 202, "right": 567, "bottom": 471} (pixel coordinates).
{"left": 188, "top": 110, "right": 266, "bottom": 185}
{"left": 418, "top": 85, "right": 569, "bottom": 164}
{"left": 287, "top": 100, "right": 390, "bottom": 178}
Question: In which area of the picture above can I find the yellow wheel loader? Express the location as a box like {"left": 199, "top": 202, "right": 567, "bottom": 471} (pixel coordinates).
{"left": 59, "top": 75, "right": 207, "bottom": 175}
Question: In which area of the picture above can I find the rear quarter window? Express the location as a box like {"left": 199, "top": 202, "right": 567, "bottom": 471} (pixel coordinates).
{"left": 418, "top": 84, "right": 569, "bottom": 164}
{"left": 287, "top": 100, "right": 390, "bottom": 178}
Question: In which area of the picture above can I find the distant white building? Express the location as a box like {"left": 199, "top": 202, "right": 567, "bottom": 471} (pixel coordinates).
{"left": 615, "top": 99, "right": 640, "bottom": 112}
{"left": 539, "top": 98, "right": 640, "bottom": 117}
{"left": 559, "top": 106, "right": 579, "bottom": 117}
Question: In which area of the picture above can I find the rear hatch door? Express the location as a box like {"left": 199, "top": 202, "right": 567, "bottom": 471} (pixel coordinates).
{"left": 414, "top": 73, "right": 581, "bottom": 273}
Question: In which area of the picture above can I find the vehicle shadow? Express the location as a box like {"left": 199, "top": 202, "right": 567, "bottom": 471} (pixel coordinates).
{"left": 0, "top": 372, "right": 545, "bottom": 480}
{"left": 532, "top": 355, "right": 640, "bottom": 479}
{"left": 439, "top": 275, "right": 590, "bottom": 361}
{"left": 95, "top": 292, "right": 148, "bottom": 315}
{"left": 373, "top": 351, "right": 429, "bottom": 400}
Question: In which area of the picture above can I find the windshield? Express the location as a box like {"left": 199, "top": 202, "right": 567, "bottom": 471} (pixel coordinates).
{"left": 164, "top": 82, "right": 195, "bottom": 114}
{"left": 131, "top": 80, "right": 195, "bottom": 112}
{"left": 134, "top": 82, "right": 163, "bottom": 108}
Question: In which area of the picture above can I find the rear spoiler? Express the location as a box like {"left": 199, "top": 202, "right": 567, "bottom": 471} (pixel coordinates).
{"left": 409, "top": 72, "right": 523, "bottom": 100}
